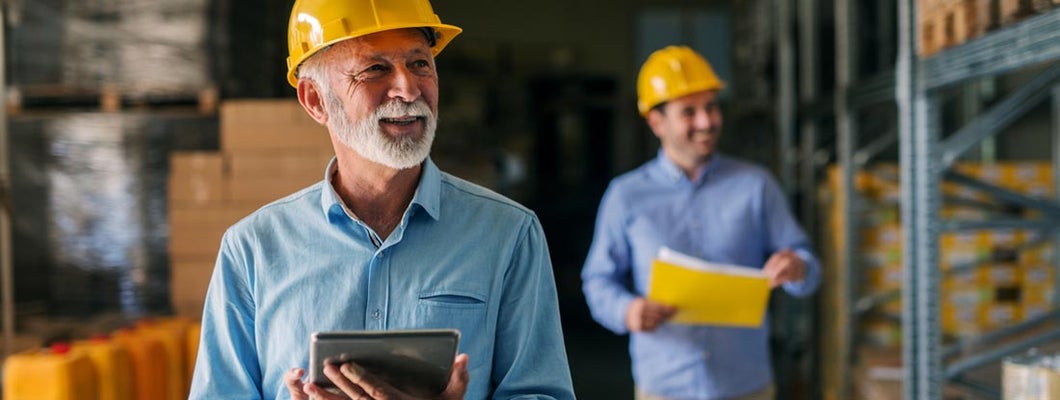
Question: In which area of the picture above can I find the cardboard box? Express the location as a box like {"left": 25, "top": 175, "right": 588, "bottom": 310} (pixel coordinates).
{"left": 941, "top": 230, "right": 992, "bottom": 249}
{"left": 939, "top": 247, "right": 984, "bottom": 271}
{"left": 855, "top": 346, "right": 903, "bottom": 400}
{"left": 224, "top": 176, "right": 318, "bottom": 204}
{"left": 1021, "top": 299, "right": 1050, "bottom": 320}
{"left": 861, "top": 319, "right": 901, "bottom": 348}
{"left": 220, "top": 99, "right": 332, "bottom": 152}
{"left": 861, "top": 224, "right": 902, "bottom": 249}
{"left": 1020, "top": 264, "right": 1055, "bottom": 287}
{"left": 918, "top": 0, "right": 993, "bottom": 56}
{"left": 170, "top": 258, "right": 216, "bottom": 320}
{"left": 169, "top": 176, "right": 223, "bottom": 205}
{"left": 866, "top": 262, "right": 903, "bottom": 290}
{"left": 169, "top": 203, "right": 260, "bottom": 230}
{"left": 170, "top": 152, "right": 224, "bottom": 176}
{"left": 1021, "top": 246, "right": 1054, "bottom": 265}
{"left": 169, "top": 152, "right": 225, "bottom": 205}
{"left": 227, "top": 151, "right": 333, "bottom": 180}
{"left": 168, "top": 225, "right": 226, "bottom": 258}
{"left": 999, "top": 0, "right": 1051, "bottom": 25}
{"left": 983, "top": 303, "right": 1020, "bottom": 328}
{"left": 1003, "top": 351, "right": 1060, "bottom": 399}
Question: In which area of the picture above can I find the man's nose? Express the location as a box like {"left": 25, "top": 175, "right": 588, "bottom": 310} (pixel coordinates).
{"left": 694, "top": 109, "right": 717, "bottom": 131}
{"left": 387, "top": 67, "right": 422, "bottom": 102}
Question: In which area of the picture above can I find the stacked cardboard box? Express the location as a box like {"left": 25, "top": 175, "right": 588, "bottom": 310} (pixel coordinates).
{"left": 826, "top": 162, "right": 1055, "bottom": 341}
{"left": 918, "top": 0, "right": 995, "bottom": 57}
{"left": 168, "top": 99, "right": 333, "bottom": 319}
{"left": 1003, "top": 350, "right": 1060, "bottom": 399}
{"left": 822, "top": 162, "right": 1057, "bottom": 396}
{"left": 999, "top": 0, "right": 1056, "bottom": 25}
{"left": 917, "top": 0, "right": 1057, "bottom": 57}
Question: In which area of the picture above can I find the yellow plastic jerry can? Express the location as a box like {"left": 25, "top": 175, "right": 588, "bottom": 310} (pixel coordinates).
{"left": 73, "top": 335, "right": 134, "bottom": 400}
{"left": 2, "top": 342, "right": 99, "bottom": 400}
{"left": 136, "top": 317, "right": 191, "bottom": 400}
{"left": 112, "top": 327, "right": 168, "bottom": 400}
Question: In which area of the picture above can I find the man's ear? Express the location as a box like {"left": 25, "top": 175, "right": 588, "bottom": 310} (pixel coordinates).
{"left": 297, "top": 78, "right": 329, "bottom": 126}
{"left": 645, "top": 108, "right": 666, "bottom": 139}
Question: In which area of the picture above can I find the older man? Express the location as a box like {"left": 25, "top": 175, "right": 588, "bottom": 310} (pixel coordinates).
{"left": 188, "top": 1, "right": 575, "bottom": 399}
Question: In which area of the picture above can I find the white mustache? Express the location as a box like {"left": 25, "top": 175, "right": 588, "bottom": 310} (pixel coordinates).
{"left": 376, "top": 99, "right": 432, "bottom": 119}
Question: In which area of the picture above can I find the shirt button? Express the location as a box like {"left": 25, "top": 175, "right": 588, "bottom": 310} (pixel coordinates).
{"left": 372, "top": 310, "right": 381, "bottom": 320}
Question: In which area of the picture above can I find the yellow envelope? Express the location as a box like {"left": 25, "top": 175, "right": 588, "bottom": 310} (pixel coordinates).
{"left": 646, "top": 247, "right": 770, "bottom": 328}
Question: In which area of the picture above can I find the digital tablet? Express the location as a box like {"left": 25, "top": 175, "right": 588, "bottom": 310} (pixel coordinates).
{"left": 308, "top": 329, "right": 460, "bottom": 396}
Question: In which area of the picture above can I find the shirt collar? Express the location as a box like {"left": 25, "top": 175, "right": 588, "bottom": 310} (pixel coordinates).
{"left": 651, "top": 149, "right": 723, "bottom": 185}
{"left": 319, "top": 157, "right": 443, "bottom": 223}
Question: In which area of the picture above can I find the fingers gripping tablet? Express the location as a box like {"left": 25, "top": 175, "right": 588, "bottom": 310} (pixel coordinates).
{"left": 309, "top": 329, "right": 460, "bottom": 396}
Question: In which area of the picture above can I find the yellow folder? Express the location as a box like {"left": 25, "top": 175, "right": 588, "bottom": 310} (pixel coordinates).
{"left": 646, "top": 247, "right": 771, "bottom": 328}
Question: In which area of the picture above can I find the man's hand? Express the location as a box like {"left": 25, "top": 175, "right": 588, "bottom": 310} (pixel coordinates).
{"left": 285, "top": 367, "right": 310, "bottom": 400}
{"left": 625, "top": 297, "right": 677, "bottom": 332}
{"left": 290, "top": 353, "right": 470, "bottom": 400}
{"left": 762, "top": 249, "right": 805, "bottom": 288}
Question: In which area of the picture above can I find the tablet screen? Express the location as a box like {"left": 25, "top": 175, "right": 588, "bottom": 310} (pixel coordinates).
{"left": 309, "top": 329, "right": 460, "bottom": 396}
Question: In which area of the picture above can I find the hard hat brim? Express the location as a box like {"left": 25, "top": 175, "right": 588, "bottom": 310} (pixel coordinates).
{"left": 637, "top": 81, "right": 726, "bottom": 117}
{"left": 286, "top": 23, "right": 463, "bottom": 88}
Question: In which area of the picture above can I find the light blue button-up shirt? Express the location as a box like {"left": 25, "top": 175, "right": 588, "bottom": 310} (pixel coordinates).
{"left": 189, "top": 158, "right": 574, "bottom": 400}
{"left": 581, "top": 152, "right": 820, "bottom": 400}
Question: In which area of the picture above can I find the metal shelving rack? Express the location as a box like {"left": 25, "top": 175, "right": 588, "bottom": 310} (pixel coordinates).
{"left": 0, "top": 1, "right": 14, "bottom": 357}
{"left": 777, "top": 1, "right": 833, "bottom": 397}
{"left": 827, "top": 0, "right": 904, "bottom": 398}
{"left": 794, "top": 0, "right": 1060, "bottom": 398}
{"left": 897, "top": 4, "right": 1060, "bottom": 399}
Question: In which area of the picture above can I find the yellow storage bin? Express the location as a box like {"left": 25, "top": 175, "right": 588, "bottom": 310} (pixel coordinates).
{"left": 2, "top": 343, "right": 99, "bottom": 400}
{"left": 73, "top": 336, "right": 134, "bottom": 400}
{"left": 136, "top": 317, "right": 191, "bottom": 400}
{"left": 112, "top": 327, "right": 168, "bottom": 400}
{"left": 186, "top": 321, "right": 201, "bottom": 389}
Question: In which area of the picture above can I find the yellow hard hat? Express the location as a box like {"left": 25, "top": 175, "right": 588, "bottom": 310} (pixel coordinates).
{"left": 636, "top": 45, "right": 725, "bottom": 116}
{"left": 286, "top": 0, "right": 463, "bottom": 87}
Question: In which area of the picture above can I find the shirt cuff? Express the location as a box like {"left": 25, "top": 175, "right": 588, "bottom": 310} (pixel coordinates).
{"left": 781, "top": 248, "right": 819, "bottom": 297}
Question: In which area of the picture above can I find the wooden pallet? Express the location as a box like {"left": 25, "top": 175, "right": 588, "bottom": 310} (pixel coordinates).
{"left": 5, "top": 84, "right": 218, "bottom": 115}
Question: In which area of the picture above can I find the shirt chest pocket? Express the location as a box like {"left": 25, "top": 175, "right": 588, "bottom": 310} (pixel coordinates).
{"left": 416, "top": 290, "right": 489, "bottom": 369}
{"left": 416, "top": 290, "right": 488, "bottom": 354}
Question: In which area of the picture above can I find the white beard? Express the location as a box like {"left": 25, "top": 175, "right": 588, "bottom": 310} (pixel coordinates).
{"left": 325, "top": 95, "right": 436, "bottom": 170}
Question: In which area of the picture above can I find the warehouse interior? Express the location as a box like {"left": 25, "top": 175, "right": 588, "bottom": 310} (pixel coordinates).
{"left": 0, "top": 0, "right": 1059, "bottom": 399}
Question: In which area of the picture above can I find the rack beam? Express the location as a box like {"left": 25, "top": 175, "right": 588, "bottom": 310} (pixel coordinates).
{"left": 945, "top": 329, "right": 1060, "bottom": 378}
{"left": 854, "top": 128, "right": 898, "bottom": 167}
{"left": 949, "top": 376, "right": 1002, "bottom": 399}
{"left": 944, "top": 171, "right": 1060, "bottom": 217}
{"left": 941, "top": 310, "right": 1060, "bottom": 359}
{"left": 939, "top": 64, "right": 1060, "bottom": 167}
{"left": 850, "top": 71, "right": 896, "bottom": 109}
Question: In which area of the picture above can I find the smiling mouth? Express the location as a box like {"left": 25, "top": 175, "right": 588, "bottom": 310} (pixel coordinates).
{"left": 691, "top": 132, "right": 715, "bottom": 141}
{"left": 381, "top": 116, "right": 425, "bottom": 126}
